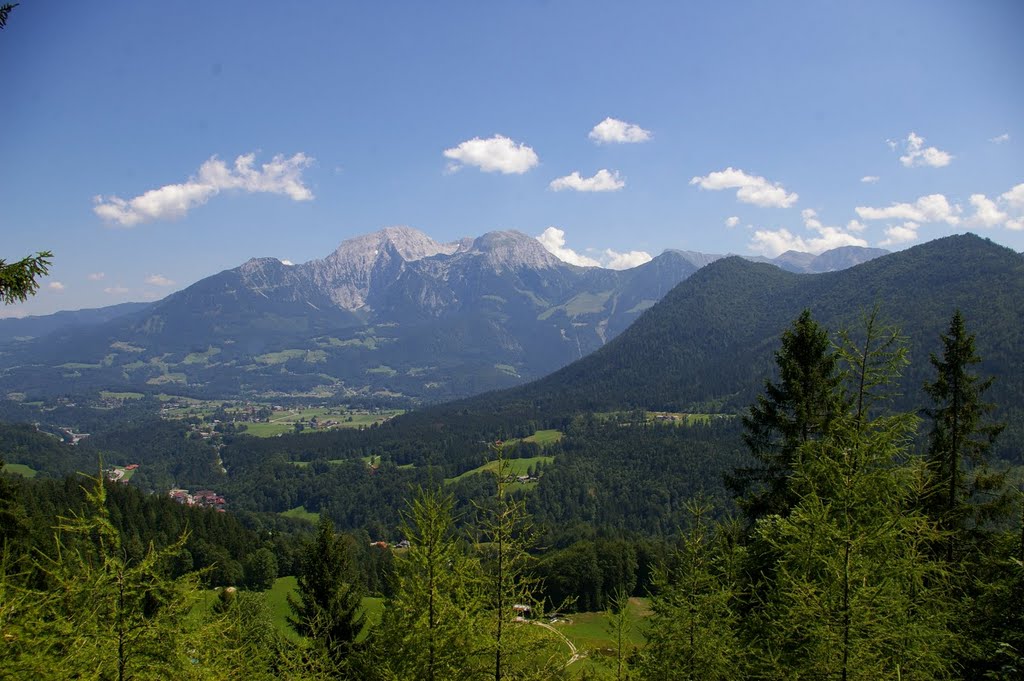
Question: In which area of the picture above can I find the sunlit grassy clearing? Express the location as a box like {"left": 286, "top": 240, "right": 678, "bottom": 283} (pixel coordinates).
{"left": 446, "top": 455, "right": 555, "bottom": 484}
{"left": 2, "top": 462, "right": 38, "bottom": 478}
{"left": 280, "top": 505, "right": 320, "bottom": 524}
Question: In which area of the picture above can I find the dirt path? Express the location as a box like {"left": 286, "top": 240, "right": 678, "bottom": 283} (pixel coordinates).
{"left": 532, "top": 620, "right": 583, "bottom": 667}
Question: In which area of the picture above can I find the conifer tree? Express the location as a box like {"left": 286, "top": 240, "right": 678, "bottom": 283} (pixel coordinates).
{"left": 753, "top": 311, "right": 954, "bottom": 680}
{"left": 923, "top": 309, "right": 1007, "bottom": 561}
{"left": 362, "top": 487, "right": 486, "bottom": 681}
{"left": 730, "top": 309, "right": 844, "bottom": 522}
{"left": 287, "top": 515, "right": 366, "bottom": 669}
{"left": 640, "top": 499, "right": 745, "bottom": 681}
{"left": 476, "top": 442, "right": 565, "bottom": 680}
{"left": 1, "top": 474, "right": 199, "bottom": 680}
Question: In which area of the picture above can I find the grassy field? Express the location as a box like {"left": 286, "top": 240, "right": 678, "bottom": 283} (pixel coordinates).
{"left": 446, "top": 455, "right": 555, "bottom": 484}
{"left": 280, "top": 505, "right": 320, "bottom": 524}
{"left": 523, "top": 429, "right": 563, "bottom": 446}
{"left": 557, "top": 597, "right": 651, "bottom": 677}
{"left": 99, "top": 390, "right": 145, "bottom": 400}
{"left": 188, "top": 575, "right": 650, "bottom": 675}
{"left": 264, "top": 577, "right": 383, "bottom": 642}
{"left": 2, "top": 463, "right": 38, "bottom": 478}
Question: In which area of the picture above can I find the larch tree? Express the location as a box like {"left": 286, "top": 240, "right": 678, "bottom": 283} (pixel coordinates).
{"left": 640, "top": 498, "right": 746, "bottom": 681}
{"left": 753, "top": 310, "right": 954, "bottom": 680}
{"left": 364, "top": 487, "right": 487, "bottom": 681}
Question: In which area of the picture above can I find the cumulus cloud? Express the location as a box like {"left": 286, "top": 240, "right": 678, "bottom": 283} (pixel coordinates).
{"left": 536, "top": 227, "right": 601, "bottom": 267}
{"left": 861, "top": 175, "right": 880, "bottom": 184}
{"left": 967, "top": 194, "right": 1009, "bottom": 228}
{"left": 898, "top": 132, "right": 953, "bottom": 168}
{"left": 48, "top": 281, "right": 65, "bottom": 291}
{"left": 748, "top": 208, "right": 868, "bottom": 257}
{"left": 725, "top": 216, "right": 740, "bottom": 228}
{"left": 93, "top": 152, "right": 314, "bottom": 226}
{"left": 603, "top": 249, "right": 653, "bottom": 270}
{"left": 961, "top": 183, "right": 1024, "bottom": 230}
{"left": 990, "top": 133, "right": 1010, "bottom": 144}
{"left": 588, "top": 117, "right": 652, "bottom": 144}
{"left": 549, "top": 169, "right": 624, "bottom": 192}
{"left": 855, "top": 194, "right": 962, "bottom": 225}
{"left": 535, "top": 227, "right": 652, "bottom": 269}
{"left": 145, "top": 274, "right": 175, "bottom": 287}
{"left": 87, "top": 272, "right": 106, "bottom": 281}
{"left": 104, "top": 285, "right": 129, "bottom": 295}
{"left": 1002, "top": 183, "right": 1024, "bottom": 211}
{"left": 690, "top": 167, "right": 798, "bottom": 208}
{"left": 280, "top": 259, "right": 295, "bottom": 266}
{"left": 443, "top": 135, "right": 538, "bottom": 174}
{"left": 880, "top": 222, "right": 920, "bottom": 246}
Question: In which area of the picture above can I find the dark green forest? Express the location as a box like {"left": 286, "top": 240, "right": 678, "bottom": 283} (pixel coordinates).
{"left": 2, "top": 306, "right": 1022, "bottom": 678}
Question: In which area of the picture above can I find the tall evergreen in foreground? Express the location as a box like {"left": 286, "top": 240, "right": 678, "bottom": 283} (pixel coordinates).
{"left": 287, "top": 515, "right": 366, "bottom": 669}
{"left": 751, "top": 312, "right": 954, "bottom": 680}
{"left": 1, "top": 475, "right": 199, "bottom": 680}
{"left": 730, "top": 309, "right": 844, "bottom": 523}
{"left": 923, "top": 309, "right": 1007, "bottom": 560}
{"left": 922, "top": 311, "right": 1020, "bottom": 677}
{"left": 364, "top": 488, "right": 487, "bottom": 680}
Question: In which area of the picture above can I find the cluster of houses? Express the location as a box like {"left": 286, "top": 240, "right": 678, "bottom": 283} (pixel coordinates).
{"left": 168, "top": 488, "right": 227, "bottom": 511}
{"left": 369, "top": 539, "right": 411, "bottom": 550}
{"left": 103, "top": 463, "right": 138, "bottom": 483}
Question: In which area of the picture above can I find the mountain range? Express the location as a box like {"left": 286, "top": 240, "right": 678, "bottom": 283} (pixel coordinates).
{"left": 0, "top": 227, "right": 886, "bottom": 402}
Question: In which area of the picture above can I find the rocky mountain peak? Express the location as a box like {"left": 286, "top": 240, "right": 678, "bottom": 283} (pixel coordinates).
{"left": 330, "top": 226, "right": 458, "bottom": 264}
{"left": 468, "top": 230, "right": 562, "bottom": 271}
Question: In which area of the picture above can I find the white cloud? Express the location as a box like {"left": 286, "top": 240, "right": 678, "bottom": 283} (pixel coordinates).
{"left": 104, "top": 285, "right": 129, "bottom": 295}
{"left": 536, "top": 227, "right": 600, "bottom": 267}
{"left": 1007, "top": 218, "right": 1024, "bottom": 231}
{"left": 898, "top": 132, "right": 953, "bottom": 168}
{"left": 1001, "top": 183, "right": 1024, "bottom": 211}
{"left": 990, "top": 133, "right": 1010, "bottom": 144}
{"left": 280, "top": 259, "right": 295, "bottom": 266}
{"left": 93, "top": 152, "right": 314, "bottom": 226}
{"left": 855, "top": 194, "right": 961, "bottom": 225}
{"left": 603, "top": 249, "right": 653, "bottom": 270}
{"left": 880, "top": 222, "right": 920, "bottom": 246}
{"left": 967, "top": 194, "right": 1009, "bottom": 228}
{"left": 145, "top": 274, "right": 175, "bottom": 287}
{"left": 690, "top": 167, "right": 798, "bottom": 208}
{"left": 48, "top": 281, "right": 65, "bottom": 291}
{"left": 443, "top": 135, "right": 538, "bottom": 174}
{"left": 87, "top": 272, "right": 106, "bottom": 281}
{"left": 725, "top": 216, "right": 740, "bottom": 228}
{"left": 588, "top": 117, "right": 652, "bottom": 144}
{"left": 748, "top": 208, "right": 868, "bottom": 257}
{"left": 860, "top": 175, "right": 880, "bottom": 184}
{"left": 549, "top": 169, "right": 624, "bottom": 192}
{"left": 535, "top": 227, "right": 652, "bottom": 269}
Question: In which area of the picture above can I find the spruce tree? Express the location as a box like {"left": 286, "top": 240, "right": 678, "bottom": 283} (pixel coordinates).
{"left": 730, "top": 309, "right": 844, "bottom": 522}
{"left": 287, "top": 515, "right": 366, "bottom": 668}
{"left": 923, "top": 309, "right": 1006, "bottom": 561}
{"left": 753, "top": 311, "right": 954, "bottom": 680}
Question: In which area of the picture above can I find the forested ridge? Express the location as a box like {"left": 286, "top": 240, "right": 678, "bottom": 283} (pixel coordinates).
{"left": 2, "top": 304, "right": 1022, "bottom": 678}
{"left": 2, "top": 234, "right": 1023, "bottom": 677}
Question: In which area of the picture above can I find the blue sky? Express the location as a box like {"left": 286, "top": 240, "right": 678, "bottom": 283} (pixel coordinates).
{"left": 2, "top": 0, "right": 1022, "bottom": 317}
